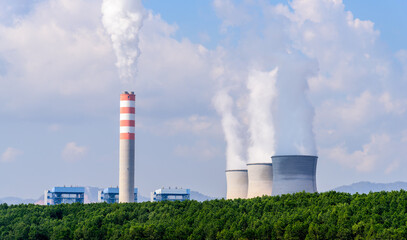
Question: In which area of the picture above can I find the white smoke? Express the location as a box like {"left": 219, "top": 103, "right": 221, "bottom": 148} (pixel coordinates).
{"left": 101, "top": 0, "right": 145, "bottom": 85}
{"left": 247, "top": 68, "right": 278, "bottom": 163}
{"left": 272, "top": 55, "right": 317, "bottom": 156}
{"left": 213, "top": 90, "right": 247, "bottom": 170}
{"left": 213, "top": 0, "right": 319, "bottom": 167}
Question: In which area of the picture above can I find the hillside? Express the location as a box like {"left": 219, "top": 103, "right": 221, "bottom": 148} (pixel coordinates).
{"left": 333, "top": 181, "right": 407, "bottom": 194}
{"left": 0, "top": 197, "right": 38, "bottom": 205}
{"left": 1, "top": 191, "right": 407, "bottom": 239}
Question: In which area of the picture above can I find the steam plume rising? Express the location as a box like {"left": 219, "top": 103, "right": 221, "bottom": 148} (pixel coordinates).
{"left": 101, "top": 0, "right": 145, "bottom": 84}
{"left": 247, "top": 68, "right": 278, "bottom": 163}
{"left": 273, "top": 55, "right": 317, "bottom": 156}
{"left": 213, "top": 91, "right": 246, "bottom": 170}
{"left": 215, "top": 54, "right": 317, "bottom": 167}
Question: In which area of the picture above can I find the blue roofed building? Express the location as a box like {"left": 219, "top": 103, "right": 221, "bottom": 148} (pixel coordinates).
{"left": 98, "top": 187, "right": 138, "bottom": 203}
{"left": 44, "top": 187, "right": 85, "bottom": 205}
{"left": 151, "top": 187, "right": 190, "bottom": 202}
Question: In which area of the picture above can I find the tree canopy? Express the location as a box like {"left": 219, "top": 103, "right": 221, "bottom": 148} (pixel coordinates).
{"left": 1, "top": 191, "right": 407, "bottom": 239}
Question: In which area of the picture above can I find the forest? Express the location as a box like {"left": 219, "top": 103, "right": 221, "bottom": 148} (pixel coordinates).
{"left": 1, "top": 191, "right": 407, "bottom": 239}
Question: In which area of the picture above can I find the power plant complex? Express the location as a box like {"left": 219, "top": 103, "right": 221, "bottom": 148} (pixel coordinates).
{"left": 226, "top": 155, "right": 318, "bottom": 199}
{"left": 43, "top": 91, "right": 318, "bottom": 204}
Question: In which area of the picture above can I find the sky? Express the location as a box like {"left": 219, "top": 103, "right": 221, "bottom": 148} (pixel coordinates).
{"left": 0, "top": 0, "right": 406, "bottom": 199}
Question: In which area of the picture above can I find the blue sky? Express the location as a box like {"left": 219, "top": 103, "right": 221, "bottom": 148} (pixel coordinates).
{"left": 0, "top": 0, "right": 406, "bottom": 200}
{"left": 343, "top": 0, "right": 407, "bottom": 52}
{"left": 142, "top": 0, "right": 407, "bottom": 52}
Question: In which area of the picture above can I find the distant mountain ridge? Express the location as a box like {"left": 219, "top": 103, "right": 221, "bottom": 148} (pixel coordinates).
{"left": 332, "top": 181, "right": 407, "bottom": 194}
{"left": 190, "top": 191, "right": 217, "bottom": 201}
{"left": 0, "top": 197, "right": 39, "bottom": 205}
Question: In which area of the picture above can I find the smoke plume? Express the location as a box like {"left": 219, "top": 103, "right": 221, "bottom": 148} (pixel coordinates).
{"left": 213, "top": 90, "right": 247, "bottom": 170}
{"left": 213, "top": 1, "right": 319, "bottom": 166}
{"left": 247, "top": 68, "right": 278, "bottom": 163}
{"left": 101, "top": 0, "right": 145, "bottom": 85}
{"left": 272, "top": 55, "right": 317, "bottom": 156}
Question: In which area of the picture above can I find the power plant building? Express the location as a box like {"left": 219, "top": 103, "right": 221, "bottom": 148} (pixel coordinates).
{"left": 44, "top": 187, "right": 85, "bottom": 205}
{"left": 151, "top": 188, "right": 190, "bottom": 202}
{"left": 272, "top": 155, "right": 317, "bottom": 195}
{"left": 225, "top": 169, "right": 248, "bottom": 199}
{"left": 247, "top": 163, "right": 273, "bottom": 198}
{"left": 119, "top": 91, "right": 136, "bottom": 203}
{"left": 98, "top": 187, "right": 138, "bottom": 203}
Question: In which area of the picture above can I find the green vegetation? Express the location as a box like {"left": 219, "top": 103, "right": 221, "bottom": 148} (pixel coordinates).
{"left": 1, "top": 191, "right": 407, "bottom": 239}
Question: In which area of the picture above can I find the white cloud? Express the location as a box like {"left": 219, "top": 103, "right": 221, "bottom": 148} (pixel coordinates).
{"left": 315, "top": 90, "right": 407, "bottom": 143}
{"left": 48, "top": 124, "right": 62, "bottom": 132}
{"left": 0, "top": 0, "right": 117, "bottom": 116}
{"left": 1, "top": 147, "right": 23, "bottom": 162}
{"left": 164, "top": 115, "right": 218, "bottom": 136}
{"left": 0, "top": 0, "right": 216, "bottom": 122}
{"left": 174, "top": 141, "right": 221, "bottom": 161}
{"left": 61, "top": 142, "right": 87, "bottom": 162}
{"left": 402, "top": 130, "right": 407, "bottom": 143}
{"left": 337, "top": 91, "right": 374, "bottom": 124}
{"left": 385, "top": 160, "right": 400, "bottom": 174}
{"left": 213, "top": 0, "right": 250, "bottom": 32}
{"left": 379, "top": 92, "right": 407, "bottom": 115}
{"left": 396, "top": 49, "right": 407, "bottom": 81}
{"left": 138, "top": 12, "right": 213, "bottom": 97}
{"left": 320, "top": 134, "right": 390, "bottom": 172}
{"left": 273, "top": 0, "right": 382, "bottom": 94}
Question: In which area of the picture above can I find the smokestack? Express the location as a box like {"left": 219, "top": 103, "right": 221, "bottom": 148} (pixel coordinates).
{"left": 247, "top": 163, "right": 273, "bottom": 198}
{"left": 119, "top": 91, "right": 136, "bottom": 203}
{"left": 271, "top": 155, "right": 317, "bottom": 195}
{"left": 225, "top": 170, "right": 248, "bottom": 199}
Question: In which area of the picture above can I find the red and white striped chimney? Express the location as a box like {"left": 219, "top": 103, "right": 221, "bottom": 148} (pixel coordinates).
{"left": 119, "top": 91, "right": 135, "bottom": 203}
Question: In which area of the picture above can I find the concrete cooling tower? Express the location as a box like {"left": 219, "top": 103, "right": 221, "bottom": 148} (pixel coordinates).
{"left": 271, "top": 155, "right": 317, "bottom": 196}
{"left": 226, "top": 170, "right": 248, "bottom": 199}
{"left": 119, "top": 91, "right": 136, "bottom": 203}
{"left": 247, "top": 163, "right": 273, "bottom": 198}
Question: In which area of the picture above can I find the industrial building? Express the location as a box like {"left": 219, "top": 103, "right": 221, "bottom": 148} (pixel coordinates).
{"left": 151, "top": 188, "right": 190, "bottom": 202}
{"left": 247, "top": 163, "right": 273, "bottom": 198}
{"left": 119, "top": 91, "right": 136, "bottom": 203}
{"left": 225, "top": 169, "right": 248, "bottom": 199}
{"left": 272, "top": 155, "right": 318, "bottom": 195}
{"left": 44, "top": 187, "right": 85, "bottom": 205}
{"left": 98, "top": 187, "right": 138, "bottom": 203}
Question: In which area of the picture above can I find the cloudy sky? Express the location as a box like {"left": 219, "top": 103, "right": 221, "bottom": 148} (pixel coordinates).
{"left": 0, "top": 0, "right": 406, "bottom": 199}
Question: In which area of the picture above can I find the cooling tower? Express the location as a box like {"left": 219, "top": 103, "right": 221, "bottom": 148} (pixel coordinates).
{"left": 271, "top": 155, "right": 317, "bottom": 196}
{"left": 119, "top": 91, "right": 136, "bottom": 203}
{"left": 247, "top": 163, "right": 273, "bottom": 198}
{"left": 226, "top": 170, "right": 248, "bottom": 199}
